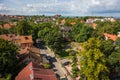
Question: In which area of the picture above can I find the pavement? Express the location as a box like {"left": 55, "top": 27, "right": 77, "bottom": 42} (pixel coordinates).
{"left": 40, "top": 47, "right": 73, "bottom": 80}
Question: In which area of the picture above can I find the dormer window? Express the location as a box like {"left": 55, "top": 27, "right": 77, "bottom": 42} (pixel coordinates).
{"left": 25, "top": 37, "right": 29, "bottom": 40}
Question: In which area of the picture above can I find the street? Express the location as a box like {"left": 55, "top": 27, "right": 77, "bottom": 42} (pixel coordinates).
{"left": 40, "top": 49, "right": 73, "bottom": 80}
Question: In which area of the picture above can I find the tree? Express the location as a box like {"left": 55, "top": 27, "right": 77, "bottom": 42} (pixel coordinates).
{"left": 80, "top": 38, "right": 109, "bottom": 80}
{"left": 72, "top": 23, "right": 93, "bottom": 42}
{"left": 0, "top": 39, "right": 18, "bottom": 79}
{"left": 38, "top": 27, "right": 63, "bottom": 52}
{"left": 16, "top": 20, "right": 33, "bottom": 35}
{"left": 100, "top": 40, "right": 115, "bottom": 57}
{"left": 70, "top": 50, "right": 80, "bottom": 78}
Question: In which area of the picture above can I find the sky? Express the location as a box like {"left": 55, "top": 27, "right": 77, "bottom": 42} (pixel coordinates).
{"left": 0, "top": 0, "right": 120, "bottom": 17}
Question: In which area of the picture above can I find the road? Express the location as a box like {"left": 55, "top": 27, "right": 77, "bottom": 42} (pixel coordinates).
{"left": 40, "top": 49, "right": 73, "bottom": 80}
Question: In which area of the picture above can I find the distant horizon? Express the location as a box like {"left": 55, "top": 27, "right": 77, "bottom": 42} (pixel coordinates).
{"left": 1, "top": 13, "right": 120, "bottom": 18}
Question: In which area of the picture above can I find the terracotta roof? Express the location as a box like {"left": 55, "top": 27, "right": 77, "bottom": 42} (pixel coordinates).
{"left": 0, "top": 34, "right": 16, "bottom": 41}
{"left": 92, "top": 23, "right": 97, "bottom": 29}
{"left": 3, "top": 23, "right": 11, "bottom": 29}
{"left": 104, "top": 33, "right": 118, "bottom": 41}
{"left": 15, "top": 62, "right": 57, "bottom": 80}
{"left": 28, "top": 47, "right": 40, "bottom": 54}
{"left": 18, "top": 46, "right": 40, "bottom": 59}
{"left": 70, "top": 22, "right": 76, "bottom": 25}
{"left": 61, "top": 19, "right": 65, "bottom": 25}
{"left": 20, "top": 36, "right": 33, "bottom": 44}
{"left": 18, "top": 47, "right": 29, "bottom": 54}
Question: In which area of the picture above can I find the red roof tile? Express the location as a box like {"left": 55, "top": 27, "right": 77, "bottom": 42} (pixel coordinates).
{"left": 92, "top": 23, "right": 97, "bottom": 29}
{"left": 61, "top": 19, "right": 65, "bottom": 25}
{"left": 70, "top": 22, "right": 76, "bottom": 25}
{"left": 20, "top": 36, "right": 33, "bottom": 44}
{"left": 104, "top": 33, "right": 118, "bottom": 41}
{"left": 0, "top": 34, "right": 16, "bottom": 41}
{"left": 15, "top": 62, "right": 57, "bottom": 80}
{"left": 3, "top": 23, "right": 11, "bottom": 29}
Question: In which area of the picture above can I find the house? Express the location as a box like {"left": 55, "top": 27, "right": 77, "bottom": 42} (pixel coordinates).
{"left": 0, "top": 23, "right": 11, "bottom": 29}
{"left": 117, "top": 32, "right": 120, "bottom": 37}
{"left": 54, "top": 14, "right": 61, "bottom": 18}
{"left": 15, "top": 62, "right": 57, "bottom": 80}
{"left": 103, "top": 33, "right": 118, "bottom": 41}
{"left": 17, "top": 47, "right": 42, "bottom": 64}
{"left": 19, "top": 35, "right": 33, "bottom": 49}
{"left": 60, "top": 26, "right": 72, "bottom": 32}
{"left": 70, "top": 22, "right": 76, "bottom": 25}
{"left": 92, "top": 23, "right": 97, "bottom": 29}
{"left": 0, "top": 35, "right": 33, "bottom": 48}
{"left": 60, "top": 19, "right": 65, "bottom": 25}
{"left": 0, "top": 34, "right": 16, "bottom": 41}
{"left": 0, "top": 34, "right": 41, "bottom": 64}
{"left": 3, "top": 23, "right": 11, "bottom": 29}
{"left": 86, "top": 18, "right": 94, "bottom": 23}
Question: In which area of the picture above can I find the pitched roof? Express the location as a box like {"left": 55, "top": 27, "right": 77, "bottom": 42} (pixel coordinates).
{"left": 104, "top": 33, "right": 118, "bottom": 41}
{"left": 15, "top": 62, "right": 57, "bottom": 80}
{"left": 28, "top": 47, "right": 40, "bottom": 54}
{"left": 20, "top": 36, "right": 33, "bottom": 44}
{"left": 60, "top": 19, "right": 65, "bottom": 25}
{"left": 3, "top": 23, "right": 11, "bottom": 29}
{"left": 17, "top": 47, "right": 40, "bottom": 61}
{"left": 70, "top": 22, "right": 76, "bottom": 25}
{"left": 92, "top": 23, "right": 97, "bottom": 29}
{"left": 0, "top": 34, "right": 16, "bottom": 41}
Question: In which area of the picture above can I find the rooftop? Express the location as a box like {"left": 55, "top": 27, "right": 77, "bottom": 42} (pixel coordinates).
{"left": 15, "top": 62, "right": 57, "bottom": 80}
{"left": 104, "top": 33, "right": 118, "bottom": 41}
{"left": 20, "top": 35, "right": 33, "bottom": 44}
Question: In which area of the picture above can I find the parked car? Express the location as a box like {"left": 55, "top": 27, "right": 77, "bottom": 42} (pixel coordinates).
{"left": 45, "top": 54, "right": 51, "bottom": 60}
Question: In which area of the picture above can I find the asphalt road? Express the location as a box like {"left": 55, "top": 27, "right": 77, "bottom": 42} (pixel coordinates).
{"left": 40, "top": 49, "right": 73, "bottom": 80}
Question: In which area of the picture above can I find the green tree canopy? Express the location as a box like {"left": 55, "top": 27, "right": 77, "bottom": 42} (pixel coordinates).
{"left": 0, "top": 38, "right": 18, "bottom": 79}
{"left": 72, "top": 23, "right": 93, "bottom": 42}
{"left": 80, "top": 38, "right": 109, "bottom": 80}
{"left": 38, "top": 27, "right": 63, "bottom": 51}
{"left": 16, "top": 20, "right": 33, "bottom": 35}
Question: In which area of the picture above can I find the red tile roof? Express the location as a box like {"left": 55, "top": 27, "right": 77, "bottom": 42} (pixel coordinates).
{"left": 0, "top": 34, "right": 16, "bottom": 41}
{"left": 70, "top": 22, "right": 76, "bottom": 25}
{"left": 18, "top": 47, "right": 29, "bottom": 54}
{"left": 3, "top": 23, "right": 11, "bottom": 29}
{"left": 20, "top": 36, "right": 33, "bottom": 44}
{"left": 104, "top": 33, "right": 118, "bottom": 41}
{"left": 61, "top": 19, "right": 65, "bottom": 25}
{"left": 92, "top": 23, "right": 97, "bottom": 29}
{"left": 15, "top": 62, "right": 57, "bottom": 80}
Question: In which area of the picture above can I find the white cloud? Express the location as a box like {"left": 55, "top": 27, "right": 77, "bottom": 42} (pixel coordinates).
{"left": 0, "top": 0, "right": 120, "bottom": 16}
{"left": 0, "top": 4, "right": 15, "bottom": 13}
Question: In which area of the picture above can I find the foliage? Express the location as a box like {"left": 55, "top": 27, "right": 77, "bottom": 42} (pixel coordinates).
{"left": 100, "top": 39, "right": 120, "bottom": 79}
{"left": 80, "top": 38, "right": 109, "bottom": 80}
{"left": 0, "top": 39, "right": 18, "bottom": 79}
{"left": 70, "top": 51, "right": 79, "bottom": 78}
{"left": 16, "top": 20, "right": 33, "bottom": 35}
{"left": 72, "top": 23, "right": 93, "bottom": 42}
{"left": 44, "top": 63, "right": 51, "bottom": 69}
{"left": 100, "top": 40, "right": 115, "bottom": 57}
{"left": 0, "top": 28, "right": 9, "bottom": 34}
{"left": 38, "top": 27, "right": 63, "bottom": 52}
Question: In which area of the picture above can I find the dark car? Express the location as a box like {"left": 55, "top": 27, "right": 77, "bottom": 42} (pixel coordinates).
{"left": 63, "top": 61, "right": 70, "bottom": 66}
{"left": 45, "top": 54, "right": 51, "bottom": 60}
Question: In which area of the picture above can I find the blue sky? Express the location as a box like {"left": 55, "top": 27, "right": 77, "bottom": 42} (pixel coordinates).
{"left": 0, "top": 0, "right": 120, "bottom": 17}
